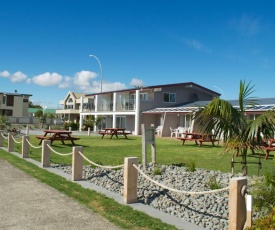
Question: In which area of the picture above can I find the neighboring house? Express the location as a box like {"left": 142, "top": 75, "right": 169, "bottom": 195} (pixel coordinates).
{"left": 56, "top": 92, "right": 90, "bottom": 122}
{"left": 78, "top": 82, "right": 220, "bottom": 135}
{"left": 144, "top": 98, "right": 275, "bottom": 136}
{"left": 0, "top": 91, "right": 32, "bottom": 117}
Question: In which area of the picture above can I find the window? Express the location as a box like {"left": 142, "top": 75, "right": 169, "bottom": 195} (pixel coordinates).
{"left": 3, "top": 95, "right": 6, "bottom": 104}
{"left": 68, "top": 98, "right": 73, "bottom": 103}
{"left": 163, "top": 93, "right": 176, "bottom": 103}
{"left": 140, "top": 93, "right": 148, "bottom": 101}
{"left": 7, "top": 95, "right": 14, "bottom": 106}
{"left": 116, "top": 116, "right": 126, "bottom": 128}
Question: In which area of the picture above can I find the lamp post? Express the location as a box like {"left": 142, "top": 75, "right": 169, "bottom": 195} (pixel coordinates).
{"left": 89, "top": 54, "right": 103, "bottom": 93}
{"left": 213, "top": 86, "right": 226, "bottom": 99}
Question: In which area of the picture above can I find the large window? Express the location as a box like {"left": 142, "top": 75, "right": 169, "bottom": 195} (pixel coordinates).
{"left": 163, "top": 93, "right": 176, "bottom": 103}
{"left": 7, "top": 95, "right": 14, "bottom": 106}
{"left": 116, "top": 116, "right": 126, "bottom": 128}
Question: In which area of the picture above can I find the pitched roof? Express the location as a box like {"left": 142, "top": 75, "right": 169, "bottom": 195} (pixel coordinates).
{"left": 85, "top": 82, "right": 220, "bottom": 97}
{"left": 143, "top": 98, "right": 275, "bottom": 114}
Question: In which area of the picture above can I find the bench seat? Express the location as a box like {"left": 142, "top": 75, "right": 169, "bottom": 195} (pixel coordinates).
{"left": 178, "top": 137, "right": 218, "bottom": 147}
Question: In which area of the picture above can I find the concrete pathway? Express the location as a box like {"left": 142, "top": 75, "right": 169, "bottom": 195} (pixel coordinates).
{"left": 0, "top": 159, "right": 121, "bottom": 230}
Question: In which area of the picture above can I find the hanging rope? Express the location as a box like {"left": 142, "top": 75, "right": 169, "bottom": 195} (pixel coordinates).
{"left": 133, "top": 164, "right": 229, "bottom": 195}
{"left": 46, "top": 144, "right": 72, "bottom": 156}
{"left": 26, "top": 139, "right": 42, "bottom": 149}
{"left": 0, "top": 132, "right": 8, "bottom": 140}
{"left": 78, "top": 151, "right": 124, "bottom": 169}
{"left": 11, "top": 135, "right": 22, "bottom": 144}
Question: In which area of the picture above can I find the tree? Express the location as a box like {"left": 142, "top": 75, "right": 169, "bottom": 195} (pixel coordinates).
{"left": 194, "top": 80, "right": 275, "bottom": 175}
{"left": 29, "top": 101, "right": 42, "bottom": 109}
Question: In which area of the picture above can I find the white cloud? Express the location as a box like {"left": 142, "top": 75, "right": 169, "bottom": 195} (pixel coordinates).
{"left": 74, "top": 70, "right": 97, "bottom": 87}
{"left": 184, "top": 39, "right": 211, "bottom": 52}
{"left": 32, "top": 72, "right": 62, "bottom": 86}
{"left": 101, "top": 81, "right": 127, "bottom": 92}
{"left": 10, "top": 71, "right": 28, "bottom": 82}
{"left": 59, "top": 76, "right": 71, "bottom": 88}
{"left": 230, "top": 14, "right": 260, "bottom": 35}
{"left": 130, "top": 78, "right": 145, "bottom": 87}
{"left": 0, "top": 70, "right": 10, "bottom": 77}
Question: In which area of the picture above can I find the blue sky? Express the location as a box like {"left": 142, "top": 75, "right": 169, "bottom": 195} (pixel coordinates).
{"left": 1, "top": 0, "right": 275, "bottom": 108}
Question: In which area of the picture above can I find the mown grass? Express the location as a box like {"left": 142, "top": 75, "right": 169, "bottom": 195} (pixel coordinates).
{"left": 4, "top": 134, "right": 274, "bottom": 176}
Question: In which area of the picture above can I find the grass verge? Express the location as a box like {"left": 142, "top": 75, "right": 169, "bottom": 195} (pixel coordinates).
{"left": 0, "top": 148, "right": 178, "bottom": 230}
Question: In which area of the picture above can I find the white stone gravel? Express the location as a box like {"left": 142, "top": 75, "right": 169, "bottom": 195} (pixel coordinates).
{"left": 51, "top": 163, "right": 261, "bottom": 230}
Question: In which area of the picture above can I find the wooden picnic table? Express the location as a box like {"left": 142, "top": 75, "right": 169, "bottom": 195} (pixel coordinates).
{"left": 98, "top": 128, "right": 131, "bottom": 140}
{"left": 36, "top": 130, "right": 80, "bottom": 145}
{"left": 178, "top": 132, "right": 218, "bottom": 147}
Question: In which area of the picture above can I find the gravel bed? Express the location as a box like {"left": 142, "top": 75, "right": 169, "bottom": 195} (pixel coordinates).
{"left": 52, "top": 163, "right": 260, "bottom": 230}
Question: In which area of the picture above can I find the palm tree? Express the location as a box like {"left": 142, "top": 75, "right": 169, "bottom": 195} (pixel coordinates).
{"left": 194, "top": 80, "right": 275, "bottom": 175}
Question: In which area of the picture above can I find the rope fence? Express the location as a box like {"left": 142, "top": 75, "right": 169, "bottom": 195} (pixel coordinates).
{"left": 133, "top": 164, "right": 230, "bottom": 195}
{"left": 11, "top": 135, "right": 22, "bottom": 144}
{"left": 78, "top": 151, "right": 124, "bottom": 169}
{"left": 26, "top": 139, "right": 42, "bottom": 149}
{"left": 0, "top": 132, "right": 8, "bottom": 140}
{"left": 46, "top": 144, "right": 72, "bottom": 156}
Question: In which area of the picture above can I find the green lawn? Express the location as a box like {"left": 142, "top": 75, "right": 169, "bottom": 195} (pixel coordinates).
{"left": 5, "top": 134, "right": 275, "bottom": 176}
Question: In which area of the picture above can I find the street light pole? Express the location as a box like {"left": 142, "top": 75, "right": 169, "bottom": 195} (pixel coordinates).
{"left": 89, "top": 54, "right": 103, "bottom": 93}
{"left": 213, "top": 85, "right": 226, "bottom": 99}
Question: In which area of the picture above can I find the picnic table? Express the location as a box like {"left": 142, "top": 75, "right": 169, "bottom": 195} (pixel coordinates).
{"left": 178, "top": 132, "right": 218, "bottom": 147}
{"left": 98, "top": 128, "right": 131, "bottom": 140}
{"left": 36, "top": 130, "right": 80, "bottom": 145}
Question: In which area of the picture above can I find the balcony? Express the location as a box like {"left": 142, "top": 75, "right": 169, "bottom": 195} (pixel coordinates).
{"left": 56, "top": 109, "right": 80, "bottom": 114}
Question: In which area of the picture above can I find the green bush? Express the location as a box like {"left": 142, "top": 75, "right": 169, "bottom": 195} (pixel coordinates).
{"left": 186, "top": 160, "right": 196, "bottom": 172}
{"left": 251, "top": 170, "right": 275, "bottom": 216}
{"left": 246, "top": 207, "right": 275, "bottom": 229}
{"left": 207, "top": 175, "right": 222, "bottom": 190}
{"left": 64, "top": 121, "right": 79, "bottom": 131}
{"left": 153, "top": 166, "right": 162, "bottom": 175}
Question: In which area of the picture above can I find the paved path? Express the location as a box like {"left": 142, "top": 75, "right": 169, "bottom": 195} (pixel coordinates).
{"left": 0, "top": 159, "right": 121, "bottom": 230}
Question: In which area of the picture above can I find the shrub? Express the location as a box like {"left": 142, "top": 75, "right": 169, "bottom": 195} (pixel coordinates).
{"left": 186, "top": 160, "right": 196, "bottom": 172}
{"left": 246, "top": 207, "right": 275, "bottom": 229}
{"left": 251, "top": 170, "right": 275, "bottom": 216}
{"left": 153, "top": 166, "right": 162, "bottom": 175}
{"left": 207, "top": 175, "right": 222, "bottom": 190}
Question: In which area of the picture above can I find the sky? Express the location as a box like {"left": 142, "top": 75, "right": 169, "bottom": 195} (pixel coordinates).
{"left": 1, "top": 0, "right": 275, "bottom": 108}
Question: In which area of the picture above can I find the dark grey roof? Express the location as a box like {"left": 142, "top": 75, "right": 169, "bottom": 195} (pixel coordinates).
{"left": 143, "top": 98, "right": 275, "bottom": 114}
{"left": 0, "top": 92, "right": 32, "bottom": 97}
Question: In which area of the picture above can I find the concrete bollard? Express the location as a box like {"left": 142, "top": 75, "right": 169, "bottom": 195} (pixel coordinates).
{"left": 124, "top": 157, "right": 138, "bottom": 204}
{"left": 26, "top": 125, "right": 29, "bottom": 135}
{"left": 88, "top": 127, "right": 91, "bottom": 136}
{"left": 22, "top": 136, "right": 30, "bottom": 158}
{"left": 42, "top": 140, "right": 51, "bottom": 167}
{"left": 229, "top": 177, "right": 247, "bottom": 230}
{"left": 8, "top": 133, "right": 14, "bottom": 152}
{"left": 0, "top": 131, "right": 3, "bottom": 147}
{"left": 244, "top": 195, "right": 253, "bottom": 228}
{"left": 72, "top": 146, "right": 83, "bottom": 181}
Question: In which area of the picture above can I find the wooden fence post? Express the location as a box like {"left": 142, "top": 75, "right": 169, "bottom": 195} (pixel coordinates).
{"left": 72, "top": 146, "right": 83, "bottom": 181}
{"left": 229, "top": 177, "right": 247, "bottom": 230}
{"left": 8, "top": 133, "right": 14, "bottom": 152}
{"left": 42, "top": 140, "right": 51, "bottom": 167}
{"left": 22, "top": 135, "right": 29, "bottom": 158}
{"left": 0, "top": 131, "right": 3, "bottom": 147}
{"left": 124, "top": 157, "right": 138, "bottom": 204}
